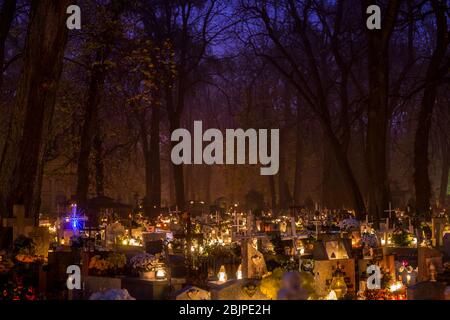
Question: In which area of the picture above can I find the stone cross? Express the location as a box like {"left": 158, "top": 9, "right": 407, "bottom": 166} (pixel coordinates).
{"left": 312, "top": 220, "right": 321, "bottom": 238}
{"left": 231, "top": 212, "right": 242, "bottom": 241}
{"left": 235, "top": 212, "right": 265, "bottom": 279}
{"left": 384, "top": 202, "right": 396, "bottom": 228}
{"left": 290, "top": 216, "right": 297, "bottom": 237}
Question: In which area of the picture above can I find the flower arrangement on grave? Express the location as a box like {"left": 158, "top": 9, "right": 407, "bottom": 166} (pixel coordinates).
{"left": 201, "top": 243, "right": 240, "bottom": 262}
{"left": 12, "top": 236, "right": 44, "bottom": 265}
{"left": 391, "top": 228, "right": 414, "bottom": 247}
{"left": 363, "top": 289, "right": 392, "bottom": 300}
{"left": 338, "top": 218, "right": 360, "bottom": 231}
{"left": 88, "top": 252, "right": 127, "bottom": 276}
{"left": 129, "top": 253, "right": 159, "bottom": 273}
{"left": 361, "top": 232, "right": 379, "bottom": 248}
{"left": 362, "top": 269, "right": 397, "bottom": 300}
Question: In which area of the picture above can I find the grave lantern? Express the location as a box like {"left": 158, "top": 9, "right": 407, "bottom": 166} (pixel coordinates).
{"left": 329, "top": 264, "right": 348, "bottom": 299}
{"left": 218, "top": 265, "right": 227, "bottom": 282}
{"left": 156, "top": 267, "right": 166, "bottom": 279}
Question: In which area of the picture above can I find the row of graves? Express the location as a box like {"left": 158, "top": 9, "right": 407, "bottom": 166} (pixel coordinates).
{"left": 0, "top": 203, "right": 192, "bottom": 300}
{"left": 2, "top": 201, "right": 450, "bottom": 300}
{"left": 172, "top": 205, "right": 450, "bottom": 301}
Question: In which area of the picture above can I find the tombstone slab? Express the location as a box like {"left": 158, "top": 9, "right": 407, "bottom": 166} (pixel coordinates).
{"left": 175, "top": 285, "right": 211, "bottom": 300}
{"left": 407, "top": 281, "right": 446, "bottom": 300}
{"left": 313, "top": 259, "right": 355, "bottom": 297}
{"left": 209, "top": 279, "right": 268, "bottom": 300}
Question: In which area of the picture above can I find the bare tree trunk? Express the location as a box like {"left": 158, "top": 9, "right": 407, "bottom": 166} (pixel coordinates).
{"left": 323, "top": 124, "right": 366, "bottom": 217}
{"left": 204, "top": 166, "right": 212, "bottom": 205}
{"left": 268, "top": 175, "right": 276, "bottom": 211}
{"left": 258, "top": 1, "right": 366, "bottom": 217}
{"left": 93, "top": 130, "right": 105, "bottom": 197}
{"left": 166, "top": 83, "right": 185, "bottom": 210}
{"left": 0, "top": 0, "right": 69, "bottom": 222}
{"left": 29, "top": 158, "right": 44, "bottom": 225}
{"left": 185, "top": 156, "right": 191, "bottom": 201}
{"left": 168, "top": 162, "right": 175, "bottom": 206}
{"left": 364, "top": 0, "right": 400, "bottom": 224}
{"left": 321, "top": 142, "right": 331, "bottom": 208}
{"left": 439, "top": 145, "right": 449, "bottom": 208}
{"left": 76, "top": 50, "right": 106, "bottom": 213}
{"left": 76, "top": 3, "right": 123, "bottom": 212}
{"left": 139, "top": 110, "right": 152, "bottom": 217}
{"left": 293, "top": 105, "right": 303, "bottom": 206}
{"left": 278, "top": 84, "right": 292, "bottom": 209}
{"left": 0, "top": 0, "right": 16, "bottom": 90}
{"left": 149, "top": 105, "right": 161, "bottom": 214}
{"left": 278, "top": 145, "right": 288, "bottom": 209}
{"left": 414, "top": 0, "right": 448, "bottom": 216}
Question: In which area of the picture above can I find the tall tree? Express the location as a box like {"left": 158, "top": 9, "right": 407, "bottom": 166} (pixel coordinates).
{"left": 140, "top": 0, "right": 224, "bottom": 210}
{"left": 0, "top": 0, "right": 70, "bottom": 221}
{"left": 364, "top": 0, "right": 401, "bottom": 223}
{"left": 439, "top": 143, "right": 449, "bottom": 208}
{"left": 75, "top": 2, "right": 124, "bottom": 212}
{"left": 293, "top": 95, "right": 303, "bottom": 206}
{"left": 241, "top": 0, "right": 366, "bottom": 217}
{"left": 413, "top": 0, "right": 449, "bottom": 216}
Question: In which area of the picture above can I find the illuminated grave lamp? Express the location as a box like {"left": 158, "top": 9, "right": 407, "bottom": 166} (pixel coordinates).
{"left": 389, "top": 281, "right": 403, "bottom": 293}
{"left": 218, "top": 265, "right": 227, "bottom": 283}
{"left": 329, "top": 263, "right": 348, "bottom": 299}
{"left": 406, "top": 274, "right": 411, "bottom": 285}
{"left": 299, "top": 246, "right": 305, "bottom": 256}
{"left": 325, "top": 290, "right": 338, "bottom": 300}
{"left": 156, "top": 267, "right": 167, "bottom": 279}
{"left": 236, "top": 264, "right": 243, "bottom": 280}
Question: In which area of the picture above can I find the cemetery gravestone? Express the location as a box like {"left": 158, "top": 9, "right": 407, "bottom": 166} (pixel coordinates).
{"left": 443, "top": 233, "right": 450, "bottom": 258}
{"left": 313, "top": 259, "right": 355, "bottom": 297}
{"left": 209, "top": 279, "right": 268, "bottom": 300}
{"left": 407, "top": 281, "right": 446, "bottom": 300}
{"left": 28, "top": 227, "right": 50, "bottom": 258}
{"left": 246, "top": 243, "right": 267, "bottom": 279}
{"left": 418, "top": 247, "right": 443, "bottom": 282}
